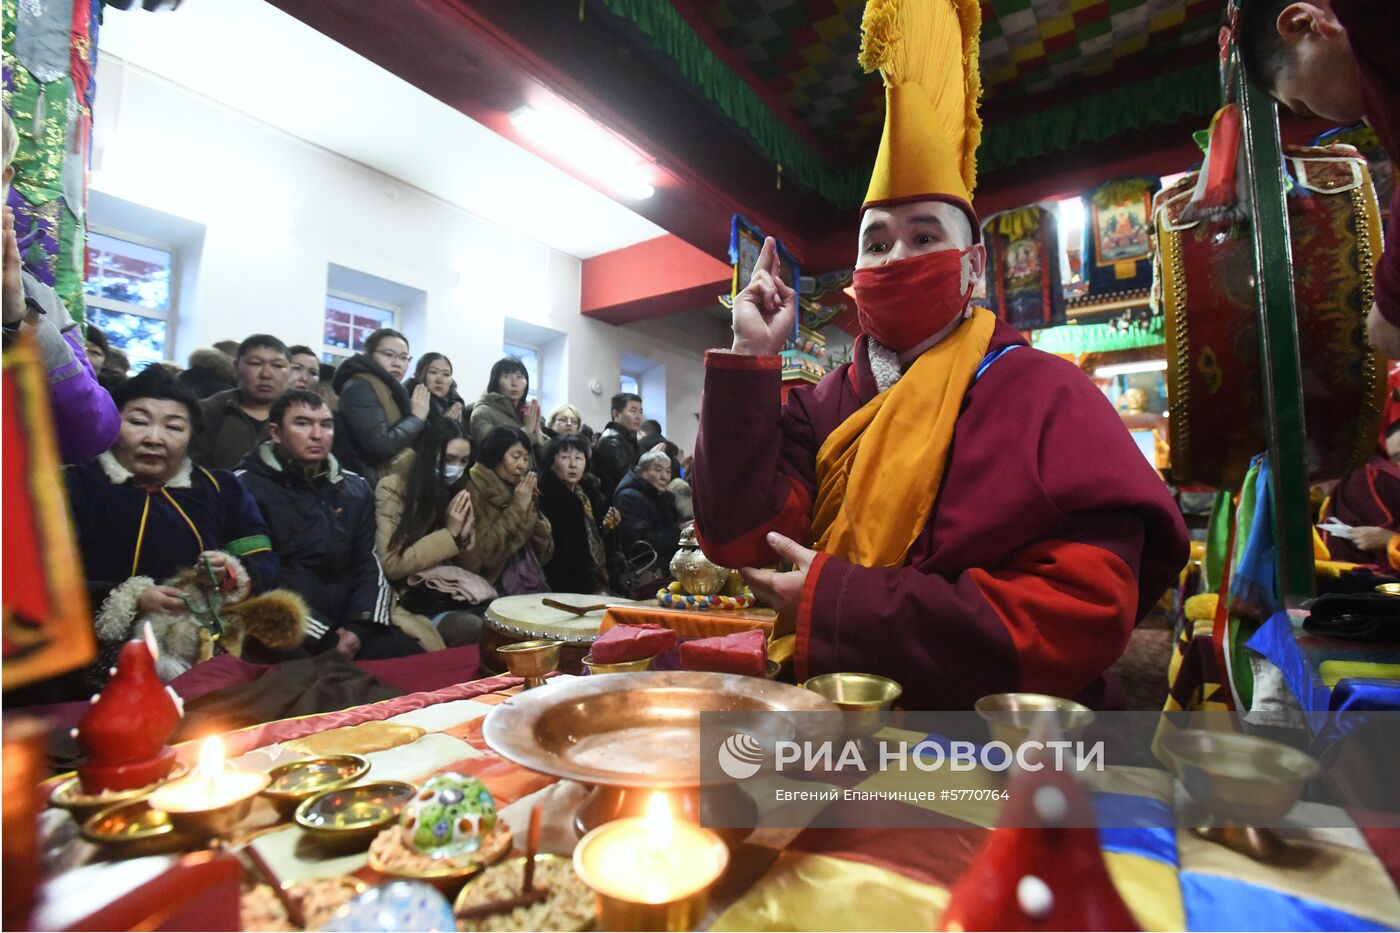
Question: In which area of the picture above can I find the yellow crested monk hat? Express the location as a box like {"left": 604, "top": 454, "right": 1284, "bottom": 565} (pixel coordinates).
{"left": 859, "top": 0, "right": 983, "bottom": 237}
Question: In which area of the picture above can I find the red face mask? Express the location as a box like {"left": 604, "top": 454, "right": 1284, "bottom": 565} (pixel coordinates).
{"left": 853, "top": 246, "right": 975, "bottom": 352}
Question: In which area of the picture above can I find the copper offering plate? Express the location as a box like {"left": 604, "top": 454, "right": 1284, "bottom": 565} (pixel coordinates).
{"left": 482, "top": 670, "right": 839, "bottom": 789}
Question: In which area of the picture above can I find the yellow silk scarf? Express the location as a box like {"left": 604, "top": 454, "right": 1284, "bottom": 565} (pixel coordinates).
{"left": 812, "top": 308, "right": 996, "bottom": 567}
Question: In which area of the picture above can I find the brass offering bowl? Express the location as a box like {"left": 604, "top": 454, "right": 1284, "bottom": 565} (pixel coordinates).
{"left": 581, "top": 653, "right": 655, "bottom": 675}
{"left": 1375, "top": 583, "right": 1400, "bottom": 597}
{"left": 49, "top": 760, "right": 190, "bottom": 824}
{"left": 974, "top": 692, "right": 1095, "bottom": 747}
{"left": 295, "top": 780, "right": 416, "bottom": 850}
{"left": 1163, "top": 729, "right": 1321, "bottom": 859}
{"left": 82, "top": 799, "right": 197, "bottom": 857}
{"left": 147, "top": 768, "right": 271, "bottom": 839}
{"left": 261, "top": 755, "right": 369, "bottom": 819}
{"left": 498, "top": 639, "right": 564, "bottom": 689}
{"left": 803, "top": 672, "right": 902, "bottom": 738}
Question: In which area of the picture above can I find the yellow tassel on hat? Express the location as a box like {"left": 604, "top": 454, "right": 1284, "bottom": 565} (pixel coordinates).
{"left": 860, "top": 0, "right": 982, "bottom": 219}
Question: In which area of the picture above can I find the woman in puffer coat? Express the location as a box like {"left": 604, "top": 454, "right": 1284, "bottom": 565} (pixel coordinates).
{"left": 375, "top": 419, "right": 487, "bottom": 647}
{"left": 403, "top": 352, "right": 467, "bottom": 425}
{"left": 331, "top": 328, "right": 429, "bottom": 486}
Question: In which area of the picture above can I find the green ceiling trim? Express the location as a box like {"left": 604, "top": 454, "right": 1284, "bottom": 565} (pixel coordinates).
{"left": 975, "top": 59, "right": 1219, "bottom": 172}
{"left": 593, "top": 0, "right": 1218, "bottom": 205}
{"left": 1030, "top": 315, "right": 1165, "bottom": 354}
{"left": 592, "top": 0, "right": 867, "bottom": 206}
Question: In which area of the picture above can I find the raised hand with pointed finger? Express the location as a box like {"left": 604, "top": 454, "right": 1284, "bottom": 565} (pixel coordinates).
{"left": 730, "top": 236, "right": 796, "bottom": 356}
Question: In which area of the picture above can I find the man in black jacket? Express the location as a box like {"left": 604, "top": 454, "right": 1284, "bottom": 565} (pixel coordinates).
{"left": 615, "top": 450, "right": 681, "bottom": 569}
{"left": 195, "top": 334, "right": 291, "bottom": 469}
{"left": 592, "top": 392, "right": 644, "bottom": 507}
{"left": 236, "top": 390, "right": 422, "bottom": 659}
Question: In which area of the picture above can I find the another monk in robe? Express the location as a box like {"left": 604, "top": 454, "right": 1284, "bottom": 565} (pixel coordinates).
{"left": 1321, "top": 421, "right": 1400, "bottom": 565}
{"left": 692, "top": 0, "right": 1189, "bottom": 710}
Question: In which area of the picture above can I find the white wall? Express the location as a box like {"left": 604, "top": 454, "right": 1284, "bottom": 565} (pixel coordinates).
{"left": 88, "top": 56, "right": 727, "bottom": 453}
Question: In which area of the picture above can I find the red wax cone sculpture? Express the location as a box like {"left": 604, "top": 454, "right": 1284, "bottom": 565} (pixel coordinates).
{"left": 74, "top": 625, "right": 183, "bottom": 793}
{"left": 941, "top": 721, "right": 1139, "bottom": 932}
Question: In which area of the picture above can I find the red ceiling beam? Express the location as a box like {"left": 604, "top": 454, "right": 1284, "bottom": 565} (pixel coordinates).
{"left": 581, "top": 234, "right": 733, "bottom": 325}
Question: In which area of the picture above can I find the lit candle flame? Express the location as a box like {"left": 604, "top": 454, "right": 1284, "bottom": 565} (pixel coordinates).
{"left": 644, "top": 791, "right": 672, "bottom": 852}
{"left": 196, "top": 736, "right": 225, "bottom": 780}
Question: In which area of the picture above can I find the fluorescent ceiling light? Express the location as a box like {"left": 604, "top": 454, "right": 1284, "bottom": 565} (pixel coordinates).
{"left": 510, "top": 105, "right": 655, "bottom": 200}
{"left": 1094, "top": 359, "right": 1168, "bottom": 378}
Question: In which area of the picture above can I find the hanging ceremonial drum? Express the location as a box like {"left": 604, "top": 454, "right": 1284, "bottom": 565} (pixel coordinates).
{"left": 1153, "top": 144, "right": 1386, "bottom": 488}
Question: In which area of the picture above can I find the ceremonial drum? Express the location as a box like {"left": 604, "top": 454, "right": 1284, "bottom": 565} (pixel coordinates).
{"left": 1154, "top": 144, "right": 1386, "bottom": 489}
{"left": 481, "top": 594, "right": 638, "bottom": 675}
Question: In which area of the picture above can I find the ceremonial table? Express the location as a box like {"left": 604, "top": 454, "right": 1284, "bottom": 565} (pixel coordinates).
{"left": 35, "top": 673, "right": 1400, "bottom": 932}
{"left": 1246, "top": 611, "right": 1400, "bottom": 718}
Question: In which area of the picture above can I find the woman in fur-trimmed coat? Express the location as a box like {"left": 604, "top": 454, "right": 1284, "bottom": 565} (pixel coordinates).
{"left": 63, "top": 367, "right": 285, "bottom": 690}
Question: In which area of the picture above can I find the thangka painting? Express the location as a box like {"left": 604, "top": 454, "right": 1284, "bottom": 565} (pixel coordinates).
{"left": 1313, "top": 124, "right": 1394, "bottom": 218}
{"left": 980, "top": 206, "right": 1064, "bottom": 332}
{"left": 3, "top": 334, "right": 95, "bottom": 689}
{"left": 1084, "top": 176, "right": 1160, "bottom": 295}
{"left": 729, "top": 214, "right": 799, "bottom": 342}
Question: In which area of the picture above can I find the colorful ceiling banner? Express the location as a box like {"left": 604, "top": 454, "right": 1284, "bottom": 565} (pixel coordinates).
{"left": 590, "top": 0, "right": 1221, "bottom": 205}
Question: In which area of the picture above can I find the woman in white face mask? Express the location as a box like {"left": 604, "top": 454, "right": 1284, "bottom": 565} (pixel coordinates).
{"left": 374, "top": 419, "right": 490, "bottom": 649}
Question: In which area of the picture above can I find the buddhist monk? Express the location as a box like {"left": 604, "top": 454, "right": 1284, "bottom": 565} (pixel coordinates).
{"left": 692, "top": 0, "right": 1189, "bottom": 709}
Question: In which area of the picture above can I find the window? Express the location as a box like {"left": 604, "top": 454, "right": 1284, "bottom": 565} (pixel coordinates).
{"left": 1054, "top": 197, "right": 1087, "bottom": 294}
{"left": 502, "top": 341, "right": 540, "bottom": 396}
{"left": 323, "top": 294, "right": 397, "bottom": 364}
{"left": 619, "top": 373, "right": 640, "bottom": 396}
{"left": 84, "top": 231, "right": 174, "bottom": 366}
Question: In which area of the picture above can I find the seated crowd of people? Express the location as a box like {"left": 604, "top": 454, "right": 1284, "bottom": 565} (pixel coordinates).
{"left": 14, "top": 321, "right": 696, "bottom": 701}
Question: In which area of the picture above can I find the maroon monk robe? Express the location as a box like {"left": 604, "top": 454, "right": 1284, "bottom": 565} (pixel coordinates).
{"left": 1332, "top": 0, "right": 1400, "bottom": 327}
{"left": 693, "top": 320, "right": 1189, "bottom": 710}
{"left": 1322, "top": 454, "right": 1400, "bottom": 564}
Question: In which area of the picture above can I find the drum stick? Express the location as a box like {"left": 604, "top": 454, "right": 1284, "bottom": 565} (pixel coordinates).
{"left": 540, "top": 599, "right": 613, "bottom": 613}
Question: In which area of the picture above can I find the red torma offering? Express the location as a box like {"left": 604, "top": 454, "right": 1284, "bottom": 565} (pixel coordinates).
{"left": 74, "top": 633, "right": 183, "bottom": 793}
{"left": 590, "top": 623, "right": 677, "bottom": 664}
{"left": 680, "top": 629, "right": 767, "bottom": 677}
